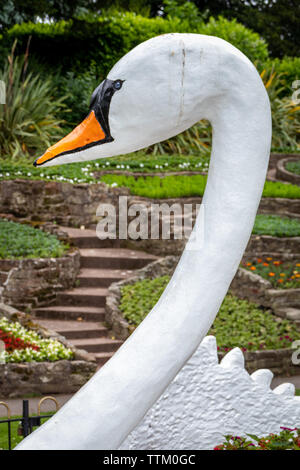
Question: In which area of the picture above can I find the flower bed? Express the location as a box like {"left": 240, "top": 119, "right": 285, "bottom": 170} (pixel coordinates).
{"left": 214, "top": 427, "right": 300, "bottom": 450}
{"left": 106, "top": 256, "right": 300, "bottom": 375}
{"left": 243, "top": 257, "right": 300, "bottom": 289}
{"left": 0, "top": 317, "right": 73, "bottom": 363}
{"left": 119, "top": 276, "right": 299, "bottom": 353}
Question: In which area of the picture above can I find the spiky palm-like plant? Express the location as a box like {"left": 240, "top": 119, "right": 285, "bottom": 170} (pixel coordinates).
{"left": 0, "top": 42, "right": 68, "bottom": 160}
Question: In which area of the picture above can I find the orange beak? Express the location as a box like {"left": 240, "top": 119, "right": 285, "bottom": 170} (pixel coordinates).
{"left": 34, "top": 111, "right": 107, "bottom": 166}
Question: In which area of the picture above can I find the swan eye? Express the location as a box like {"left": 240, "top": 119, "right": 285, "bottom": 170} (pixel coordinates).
{"left": 113, "top": 80, "right": 123, "bottom": 91}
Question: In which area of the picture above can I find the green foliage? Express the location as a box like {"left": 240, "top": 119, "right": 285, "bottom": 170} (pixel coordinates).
{"left": 259, "top": 67, "right": 300, "bottom": 151}
{"left": 253, "top": 215, "right": 300, "bottom": 238}
{"left": 52, "top": 63, "right": 99, "bottom": 127}
{"left": 0, "top": 153, "right": 210, "bottom": 184}
{"left": 214, "top": 428, "right": 300, "bottom": 450}
{"left": 0, "top": 219, "right": 68, "bottom": 259}
{"left": 119, "top": 276, "right": 300, "bottom": 351}
{"left": 286, "top": 160, "right": 300, "bottom": 176}
{"left": 0, "top": 45, "right": 68, "bottom": 159}
{"left": 120, "top": 276, "right": 170, "bottom": 326}
{"left": 100, "top": 174, "right": 300, "bottom": 199}
{"left": 264, "top": 57, "right": 300, "bottom": 95}
{"left": 1, "top": 12, "right": 269, "bottom": 76}
{"left": 193, "top": 0, "right": 300, "bottom": 58}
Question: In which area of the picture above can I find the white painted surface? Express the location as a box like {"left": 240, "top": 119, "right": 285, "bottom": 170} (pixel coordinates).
{"left": 17, "top": 34, "right": 272, "bottom": 449}
{"left": 121, "top": 336, "right": 300, "bottom": 450}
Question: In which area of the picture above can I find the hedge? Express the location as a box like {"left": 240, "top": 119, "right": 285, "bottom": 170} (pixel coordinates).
{"left": 1, "top": 13, "right": 269, "bottom": 77}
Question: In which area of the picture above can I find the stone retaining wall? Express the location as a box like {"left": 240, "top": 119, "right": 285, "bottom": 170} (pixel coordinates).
{"left": 0, "top": 303, "right": 97, "bottom": 398}
{"left": 0, "top": 179, "right": 299, "bottom": 230}
{"left": 0, "top": 249, "right": 80, "bottom": 310}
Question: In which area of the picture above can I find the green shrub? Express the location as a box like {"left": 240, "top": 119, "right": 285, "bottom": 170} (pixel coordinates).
{"left": 0, "top": 46, "right": 68, "bottom": 159}
{"left": 0, "top": 219, "right": 68, "bottom": 259}
{"left": 286, "top": 160, "right": 300, "bottom": 176}
{"left": 1, "top": 13, "right": 269, "bottom": 76}
{"left": 119, "top": 277, "right": 299, "bottom": 351}
{"left": 253, "top": 214, "right": 300, "bottom": 237}
{"left": 264, "top": 57, "right": 300, "bottom": 93}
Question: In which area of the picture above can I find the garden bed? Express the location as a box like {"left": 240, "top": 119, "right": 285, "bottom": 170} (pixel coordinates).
{"left": 106, "top": 257, "right": 300, "bottom": 376}
{"left": 0, "top": 219, "right": 80, "bottom": 310}
{"left": 276, "top": 157, "right": 300, "bottom": 185}
{"left": 0, "top": 303, "right": 97, "bottom": 398}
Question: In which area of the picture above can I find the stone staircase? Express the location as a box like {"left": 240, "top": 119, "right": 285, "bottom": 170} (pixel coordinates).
{"left": 34, "top": 227, "right": 157, "bottom": 367}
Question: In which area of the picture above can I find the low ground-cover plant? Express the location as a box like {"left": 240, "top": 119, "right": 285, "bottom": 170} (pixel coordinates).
{"left": 119, "top": 277, "right": 299, "bottom": 352}
{"left": 214, "top": 428, "right": 300, "bottom": 450}
{"left": 100, "top": 174, "right": 300, "bottom": 199}
{"left": 243, "top": 258, "right": 300, "bottom": 289}
{"left": 0, "top": 219, "right": 68, "bottom": 259}
{"left": 253, "top": 214, "right": 300, "bottom": 237}
{"left": 0, "top": 317, "right": 73, "bottom": 363}
{"left": 286, "top": 160, "right": 300, "bottom": 176}
{"left": 0, "top": 153, "right": 210, "bottom": 183}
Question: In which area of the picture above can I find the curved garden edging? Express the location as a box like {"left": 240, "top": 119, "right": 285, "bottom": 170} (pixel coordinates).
{"left": 276, "top": 157, "right": 300, "bottom": 185}
{"left": 0, "top": 303, "right": 97, "bottom": 398}
{"left": 106, "top": 256, "right": 300, "bottom": 376}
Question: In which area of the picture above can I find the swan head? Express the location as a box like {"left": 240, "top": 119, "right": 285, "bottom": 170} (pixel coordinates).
{"left": 33, "top": 34, "right": 230, "bottom": 167}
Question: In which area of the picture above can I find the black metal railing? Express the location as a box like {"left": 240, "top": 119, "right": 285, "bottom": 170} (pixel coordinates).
{"left": 0, "top": 396, "right": 59, "bottom": 450}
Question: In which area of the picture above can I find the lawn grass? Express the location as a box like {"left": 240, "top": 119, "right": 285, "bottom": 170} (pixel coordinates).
{"left": 0, "top": 414, "right": 53, "bottom": 450}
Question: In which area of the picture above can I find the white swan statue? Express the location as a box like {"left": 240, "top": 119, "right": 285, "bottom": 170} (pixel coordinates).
{"left": 17, "top": 33, "right": 272, "bottom": 449}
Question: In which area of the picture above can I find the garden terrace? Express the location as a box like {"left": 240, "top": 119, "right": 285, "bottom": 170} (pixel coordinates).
{"left": 0, "top": 220, "right": 80, "bottom": 310}
{"left": 106, "top": 256, "right": 300, "bottom": 376}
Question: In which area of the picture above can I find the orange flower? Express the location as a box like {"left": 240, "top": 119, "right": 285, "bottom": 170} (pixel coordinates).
{"left": 266, "top": 257, "right": 272, "bottom": 261}
{"left": 263, "top": 263, "right": 269, "bottom": 267}
{"left": 257, "top": 258, "right": 262, "bottom": 263}
{"left": 280, "top": 273, "right": 285, "bottom": 277}
{"left": 273, "top": 261, "right": 281, "bottom": 266}
{"left": 277, "top": 279, "right": 283, "bottom": 283}
{"left": 250, "top": 266, "right": 256, "bottom": 271}
{"left": 246, "top": 262, "right": 252, "bottom": 266}
{"left": 296, "top": 263, "right": 300, "bottom": 267}
{"left": 296, "top": 274, "right": 300, "bottom": 278}
{"left": 268, "top": 272, "right": 275, "bottom": 277}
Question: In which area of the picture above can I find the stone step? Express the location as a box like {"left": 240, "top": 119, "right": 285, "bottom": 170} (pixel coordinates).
{"left": 70, "top": 337, "right": 123, "bottom": 353}
{"left": 77, "top": 268, "right": 133, "bottom": 287}
{"left": 36, "top": 319, "right": 108, "bottom": 339}
{"left": 34, "top": 305, "right": 106, "bottom": 322}
{"left": 79, "top": 248, "right": 157, "bottom": 270}
{"left": 56, "top": 287, "right": 108, "bottom": 307}
{"left": 60, "top": 226, "right": 120, "bottom": 249}
{"left": 94, "top": 352, "right": 114, "bottom": 367}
